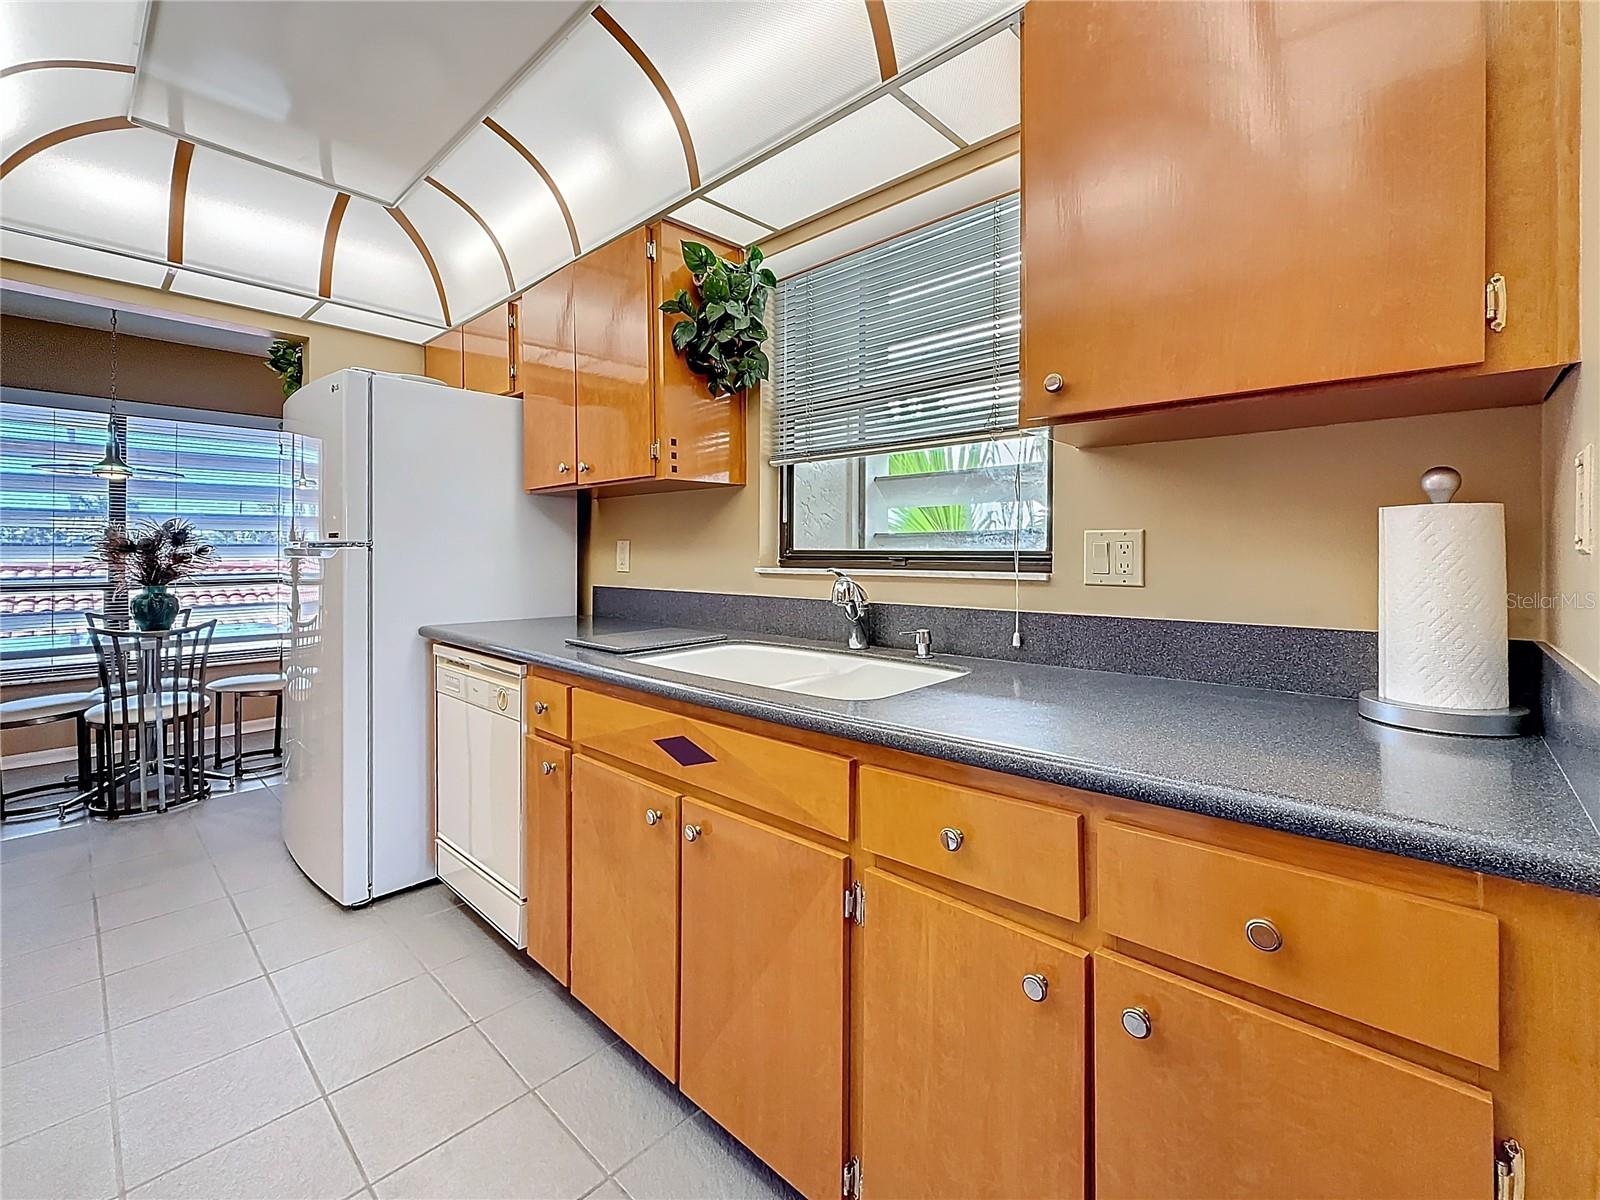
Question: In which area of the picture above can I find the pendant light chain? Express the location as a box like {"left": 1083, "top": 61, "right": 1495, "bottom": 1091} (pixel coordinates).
{"left": 91, "top": 309, "right": 135, "bottom": 481}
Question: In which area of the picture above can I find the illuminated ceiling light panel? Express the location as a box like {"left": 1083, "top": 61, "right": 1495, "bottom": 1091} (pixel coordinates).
{"left": 398, "top": 183, "right": 509, "bottom": 326}
{"left": 0, "top": 0, "right": 145, "bottom": 68}
{"left": 899, "top": 29, "right": 1020, "bottom": 145}
{"left": 489, "top": 18, "right": 688, "bottom": 252}
{"left": 0, "top": 228, "right": 169, "bottom": 288}
{"left": 706, "top": 96, "right": 955, "bottom": 232}
{"left": 168, "top": 270, "right": 315, "bottom": 319}
{"left": 1, "top": 125, "right": 170, "bottom": 259}
{"left": 127, "top": 0, "right": 587, "bottom": 204}
{"left": 310, "top": 302, "right": 443, "bottom": 344}
{"left": 604, "top": 0, "right": 880, "bottom": 181}
{"left": 328, "top": 199, "right": 447, "bottom": 325}
{"left": 2, "top": 69, "right": 134, "bottom": 161}
{"left": 882, "top": 0, "right": 1020, "bottom": 71}
{"left": 183, "top": 146, "right": 334, "bottom": 295}
{"left": 667, "top": 199, "right": 773, "bottom": 249}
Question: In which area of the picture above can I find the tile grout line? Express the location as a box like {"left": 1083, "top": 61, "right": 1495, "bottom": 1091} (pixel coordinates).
{"left": 89, "top": 856, "right": 130, "bottom": 1200}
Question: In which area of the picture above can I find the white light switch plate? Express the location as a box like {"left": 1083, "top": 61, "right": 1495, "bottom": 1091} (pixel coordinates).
{"left": 1576, "top": 444, "right": 1593, "bottom": 555}
{"left": 1084, "top": 529, "right": 1144, "bottom": 586}
{"left": 616, "top": 539, "right": 631, "bottom": 573}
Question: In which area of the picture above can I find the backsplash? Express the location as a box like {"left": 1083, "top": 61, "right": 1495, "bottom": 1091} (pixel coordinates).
{"left": 1541, "top": 646, "right": 1600, "bottom": 829}
{"left": 592, "top": 586, "right": 1557, "bottom": 702}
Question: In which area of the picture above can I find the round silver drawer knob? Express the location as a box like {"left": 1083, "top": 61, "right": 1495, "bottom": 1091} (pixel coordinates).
{"left": 683, "top": 823, "right": 702, "bottom": 842}
{"left": 1244, "top": 917, "right": 1283, "bottom": 953}
{"left": 1021, "top": 973, "right": 1048, "bottom": 1003}
{"left": 1121, "top": 1006, "right": 1153, "bottom": 1040}
{"left": 541, "top": 761, "right": 556, "bottom": 776}
{"left": 645, "top": 808, "right": 662, "bottom": 826}
{"left": 939, "top": 827, "right": 964, "bottom": 853}
{"left": 534, "top": 701, "right": 549, "bottom": 715}
{"left": 557, "top": 462, "right": 570, "bottom": 474}
{"left": 577, "top": 461, "right": 591, "bottom": 474}
{"left": 1043, "top": 372, "right": 1064, "bottom": 393}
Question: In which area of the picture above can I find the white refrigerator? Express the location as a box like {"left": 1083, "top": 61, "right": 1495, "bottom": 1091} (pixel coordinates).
{"left": 280, "top": 369, "right": 575, "bottom": 906}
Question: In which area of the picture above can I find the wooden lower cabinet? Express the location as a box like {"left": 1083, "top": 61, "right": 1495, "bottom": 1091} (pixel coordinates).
{"left": 569, "top": 755, "right": 679, "bottom": 1077}
{"left": 1093, "top": 952, "right": 1493, "bottom": 1200}
{"left": 858, "top": 869, "right": 1088, "bottom": 1200}
{"left": 678, "top": 798, "right": 848, "bottom": 1200}
{"left": 524, "top": 738, "right": 570, "bottom": 985}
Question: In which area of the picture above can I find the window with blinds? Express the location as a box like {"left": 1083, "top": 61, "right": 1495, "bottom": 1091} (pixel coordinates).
{"left": 773, "top": 192, "right": 1021, "bottom": 464}
{"left": 0, "top": 398, "right": 292, "bottom": 681}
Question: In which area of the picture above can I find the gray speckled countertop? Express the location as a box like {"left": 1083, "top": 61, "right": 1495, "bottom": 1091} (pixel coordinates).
{"left": 422, "top": 616, "right": 1600, "bottom": 897}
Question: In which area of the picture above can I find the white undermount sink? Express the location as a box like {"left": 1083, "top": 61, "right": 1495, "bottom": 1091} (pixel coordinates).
{"left": 634, "top": 642, "right": 965, "bottom": 701}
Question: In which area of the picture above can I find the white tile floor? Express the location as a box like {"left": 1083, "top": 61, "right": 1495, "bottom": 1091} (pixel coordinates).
{"left": 0, "top": 774, "right": 799, "bottom": 1200}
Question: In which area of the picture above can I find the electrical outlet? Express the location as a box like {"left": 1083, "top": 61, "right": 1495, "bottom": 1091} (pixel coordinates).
{"left": 1576, "top": 444, "right": 1593, "bottom": 555}
{"left": 1084, "top": 529, "right": 1144, "bottom": 586}
{"left": 616, "top": 539, "right": 631, "bottom": 573}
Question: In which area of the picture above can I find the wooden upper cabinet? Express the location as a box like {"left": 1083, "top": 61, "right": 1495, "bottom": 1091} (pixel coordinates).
{"left": 1021, "top": 0, "right": 1489, "bottom": 425}
{"left": 859, "top": 870, "right": 1088, "bottom": 1200}
{"left": 423, "top": 328, "right": 463, "bottom": 388}
{"left": 573, "top": 228, "right": 656, "bottom": 486}
{"left": 651, "top": 222, "right": 746, "bottom": 487}
{"left": 568, "top": 754, "right": 679, "bottom": 1078}
{"left": 461, "top": 302, "right": 516, "bottom": 396}
{"left": 1094, "top": 953, "right": 1492, "bottom": 1200}
{"left": 520, "top": 267, "right": 578, "bottom": 492}
{"left": 678, "top": 799, "right": 847, "bottom": 1200}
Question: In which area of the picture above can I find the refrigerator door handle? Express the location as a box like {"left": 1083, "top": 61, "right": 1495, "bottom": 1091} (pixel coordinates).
{"left": 285, "top": 539, "right": 373, "bottom": 558}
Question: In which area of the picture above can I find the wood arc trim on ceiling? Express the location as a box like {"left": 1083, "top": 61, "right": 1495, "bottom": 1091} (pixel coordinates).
{"left": 424, "top": 176, "right": 515, "bottom": 292}
{"left": 482, "top": 117, "right": 582, "bottom": 257}
{"left": 0, "top": 59, "right": 136, "bottom": 79}
{"left": 1, "top": 116, "right": 136, "bottom": 179}
{"left": 318, "top": 193, "right": 351, "bottom": 298}
{"left": 591, "top": 5, "right": 701, "bottom": 189}
{"left": 386, "top": 205, "right": 452, "bottom": 326}
{"left": 865, "top": 0, "right": 899, "bottom": 81}
{"left": 167, "top": 140, "right": 195, "bottom": 264}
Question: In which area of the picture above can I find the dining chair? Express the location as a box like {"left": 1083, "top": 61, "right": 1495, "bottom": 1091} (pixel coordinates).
{"left": 0, "top": 690, "right": 94, "bottom": 823}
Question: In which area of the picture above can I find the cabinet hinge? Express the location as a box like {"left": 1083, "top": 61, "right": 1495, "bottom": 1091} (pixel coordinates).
{"left": 842, "top": 1157, "right": 861, "bottom": 1199}
{"left": 509, "top": 361, "right": 517, "bottom": 382}
{"left": 844, "top": 881, "right": 865, "bottom": 925}
{"left": 1485, "top": 273, "right": 1507, "bottom": 333}
{"left": 508, "top": 309, "right": 517, "bottom": 330}
{"left": 1494, "top": 1139, "right": 1525, "bottom": 1200}
{"left": 649, "top": 439, "right": 661, "bottom": 460}
{"left": 646, "top": 238, "right": 658, "bottom": 261}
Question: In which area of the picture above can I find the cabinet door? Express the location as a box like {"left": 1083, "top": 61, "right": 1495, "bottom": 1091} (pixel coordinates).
{"left": 520, "top": 267, "right": 578, "bottom": 491}
{"left": 569, "top": 755, "right": 678, "bottom": 1076}
{"left": 1020, "top": 1, "right": 1487, "bottom": 421}
{"left": 573, "top": 228, "right": 654, "bottom": 485}
{"left": 525, "top": 738, "right": 570, "bottom": 984}
{"left": 859, "top": 869, "right": 1087, "bottom": 1200}
{"left": 1094, "top": 952, "right": 1492, "bottom": 1200}
{"left": 462, "top": 303, "right": 515, "bottom": 395}
{"left": 679, "top": 799, "right": 847, "bottom": 1200}
{"left": 424, "top": 328, "right": 463, "bottom": 388}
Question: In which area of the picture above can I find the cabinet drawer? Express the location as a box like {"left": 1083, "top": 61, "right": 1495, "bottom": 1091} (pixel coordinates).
{"left": 858, "top": 767, "right": 1084, "bottom": 921}
{"left": 1098, "top": 823, "right": 1499, "bottom": 1066}
{"left": 1094, "top": 953, "right": 1492, "bottom": 1200}
{"left": 571, "top": 690, "right": 851, "bottom": 839}
{"left": 525, "top": 676, "right": 570, "bottom": 740}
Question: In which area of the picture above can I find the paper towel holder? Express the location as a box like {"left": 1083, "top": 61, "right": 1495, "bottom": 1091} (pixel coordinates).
{"left": 1359, "top": 466, "right": 1532, "bottom": 737}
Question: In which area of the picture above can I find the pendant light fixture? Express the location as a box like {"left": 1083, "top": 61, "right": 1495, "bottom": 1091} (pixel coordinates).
{"left": 90, "top": 310, "right": 134, "bottom": 481}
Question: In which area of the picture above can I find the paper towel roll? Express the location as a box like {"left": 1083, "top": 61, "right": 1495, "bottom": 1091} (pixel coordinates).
{"left": 1378, "top": 502, "right": 1507, "bottom": 711}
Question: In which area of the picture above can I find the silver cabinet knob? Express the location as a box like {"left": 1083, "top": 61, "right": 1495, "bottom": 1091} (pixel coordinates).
{"left": 557, "top": 462, "right": 570, "bottom": 474}
{"left": 645, "top": 808, "right": 662, "bottom": 826}
{"left": 533, "top": 700, "right": 549, "bottom": 715}
{"left": 1021, "top": 973, "right": 1048, "bottom": 1003}
{"left": 577, "top": 461, "right": 591, "bottom": 474}
{"left": 540, "top": 761, "right": 556, "bottom": 776}
{"left": 939, "top": 827, "right": 964, "bottom": 853}
{"left": 1043, "top": 372, "right": 1064, "bottom": 393}
{"left": 683, "top": 823, "right": 702, "bottom": 842}
{"left": 1244, "top": 917, "right": 1283, "bottom": 953}
{"left": 1121, "top": 1007, "right": 1153, "bottom": 1039}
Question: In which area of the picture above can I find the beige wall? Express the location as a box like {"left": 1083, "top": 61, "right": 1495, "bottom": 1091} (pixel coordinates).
{"left": 1538, "top": 0, "right": 1600, "bottom": 680}
{"left": 0, "top": 260, "right": 425, "bottom": 381}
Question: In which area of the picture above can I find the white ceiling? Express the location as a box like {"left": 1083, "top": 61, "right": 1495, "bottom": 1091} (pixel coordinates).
{"left": 0, "top": 0, "right": 1022, "bottom": 344}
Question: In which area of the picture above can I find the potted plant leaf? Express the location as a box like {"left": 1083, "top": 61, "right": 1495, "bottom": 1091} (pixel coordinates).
{"left": 94, "top": 518, "right": 213, "bottom": 630}
{"left": 658, "top": 242, "right": 776, "bottom": 396}
{"left": 265, "top": 339, "right": 304, "bottom": 399}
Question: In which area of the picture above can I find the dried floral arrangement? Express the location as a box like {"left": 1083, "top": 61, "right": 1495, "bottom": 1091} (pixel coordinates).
{"left": 94, "top": 518, "right": 213, "bottom": 589}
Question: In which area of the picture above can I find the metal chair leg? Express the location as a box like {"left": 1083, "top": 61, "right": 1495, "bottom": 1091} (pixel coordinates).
{"left": 213, "top": 699, "right": 224, "bottom": 770}
{"left": 272, "top": 694, "right": 283, "bottom": 757}
{"left": 233, "top": 696, "right": 244, "bottom": 781}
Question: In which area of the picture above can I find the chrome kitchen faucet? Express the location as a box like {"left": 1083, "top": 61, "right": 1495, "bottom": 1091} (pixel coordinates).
{"left": 829, "top": 569, "right": 870, "bottom": 650}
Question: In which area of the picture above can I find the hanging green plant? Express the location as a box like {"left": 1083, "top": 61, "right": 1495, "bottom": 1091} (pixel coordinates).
{"left": 658, "top": 241, "right": 775, "bottom": 397}
{"left": 265, "top": 339, "right": 304, "bottom": 399}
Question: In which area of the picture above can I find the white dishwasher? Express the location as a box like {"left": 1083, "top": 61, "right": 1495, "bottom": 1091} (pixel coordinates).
{"left": 433, "top": 648, "right": 525, "bottom": 946}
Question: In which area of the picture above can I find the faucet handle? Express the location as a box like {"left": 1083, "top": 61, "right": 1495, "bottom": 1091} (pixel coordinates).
{"left": 898, "top": 628, "right": 934, "bottom": 659}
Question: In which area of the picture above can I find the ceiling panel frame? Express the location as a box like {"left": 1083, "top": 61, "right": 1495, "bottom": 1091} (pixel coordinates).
{"left": 591, "top": 5, "right": 699, "bottom": 189}
{"left": 423, "top": 176, "right": 515, "bottom": 293}
{"left": 1, "top": 116, "right": 137, "bottom": 178}
{"left": 481, "top": 117, "right": 582, "bottom": 257}
{"left": 0, "top": 60, "right": 135, "bottom": 79}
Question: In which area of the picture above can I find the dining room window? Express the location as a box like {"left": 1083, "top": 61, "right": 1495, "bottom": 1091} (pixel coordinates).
{"left": 0, "top": 396, "right": 294, "bottom": 682}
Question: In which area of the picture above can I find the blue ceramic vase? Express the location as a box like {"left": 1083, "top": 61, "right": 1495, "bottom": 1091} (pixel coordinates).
{"left": 130, "top": 585, "right": 180, "bottom": 631}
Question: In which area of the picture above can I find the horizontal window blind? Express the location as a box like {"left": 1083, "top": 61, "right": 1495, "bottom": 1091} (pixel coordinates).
{"left": 773, "top": 192, "right": 1020, "bottom": 464}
